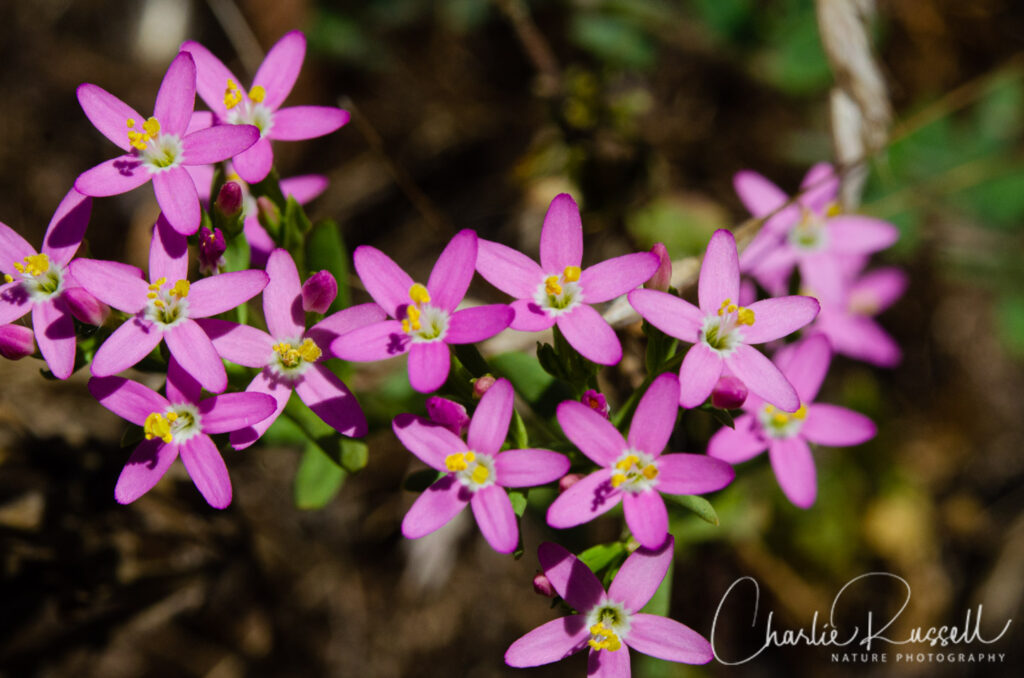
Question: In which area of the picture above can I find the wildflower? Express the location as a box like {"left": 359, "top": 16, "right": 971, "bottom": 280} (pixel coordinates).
{"left": 506, "top": 537, "right": 713, "bottom": 672}
{"left": 646, "top": 243, "right": 672, "bottom": 292}
{"left": 547, "top": 373, "right": 734, "bottom": 548}
{"left": 181, "top": 31, "right": 349, "bottom": 184}
{"left": 301, "top": 270, "right": 338, "bottom": 313}
{"left": 707, "top": 335, "right": 876, "bottom": 507}
{"left": 89, "top": 358, "right": 276, "bottom": 508}
{"left": 0, "top": 324, "right": 34, "bottom": 360}
{"left": 75, "top": 52, "right": 260, "bottom": 235}
{"left": 0, "top": 189, "right": 100, "bottom": 378}
{"left": 394, "top": 378, "right": 570, "bottom": 553}
{"left": 581, "top": 389, "right": 610, "bottom": 419}
{"left": 476, "top": 194, "right": 659, "bottom": 365}
{"left": 197, "top": 226, "right": 227, "bottom": 275}
{"left": 711, "top": 373, "right": 748, "bottom": 410}
{"left": 811, "top": 266, "right": 906, "bottom": 367}
{"left": 334, "top": 229, "right": 514, "bottom": 393}
{"left": 70, "top": 216, "right": 268, "bottom": 393}
{"left": 424, "top": 396, "right": 471, "bottom": 436}
{"left": 629, "top": 229, "right": 819, "bottom": 411}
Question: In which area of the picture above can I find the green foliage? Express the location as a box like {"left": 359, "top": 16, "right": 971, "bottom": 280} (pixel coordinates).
{"left": 570, "top": 12, "right": 656, "bottom": 72}
{"left": 294, "top": 443, "right": 347, "bottom": 509}
{"left": 578, "top": 541, "right": 626, "bottom": 575}
{"left": 664, "top": 494, "right": 720, "bottom": 526}
{"left": 626, "top": 196, "right": 727, "bottom": 260}
{"left": 305, "top": 219, "right": 351, "bottom": 311}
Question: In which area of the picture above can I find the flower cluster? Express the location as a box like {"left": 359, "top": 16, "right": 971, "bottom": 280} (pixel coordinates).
{"left": 0, "top": 29, "right": 904, "bottom": 677}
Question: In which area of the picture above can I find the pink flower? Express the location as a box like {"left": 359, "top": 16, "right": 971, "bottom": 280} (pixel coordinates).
{"left": 547, "top": 373, "right": 734, "bottom": 549}
{"left": 734, "top": 164, "right": 899, "bottom": 299}
{"left": 581, "top": 389, "right": 610, "bottom": 419}
{"left": 70, "top": 216, "right": 268, "bottom": 393}
{"left": 629, "top": 229, "right": 820, "bottom": 411}
{"left": 0, "top": 189, "right": 98, "bottom": 378}
{"left": 707, "top": 335, "right": 876, "bottom": 508}
{"left": 334, "top": 229, "right": 514, "bottom": 393}
{"left": 0, "top": 324, "right": 35, "bottom": 360}
{"left": 394, "top": 378, "right": 570, "bottom": 553}
{"left": 505, "top": 537, "right": 713, "bottom": 674}
{"left": 75, "top": 52, "right": 259, "bottom": 236}
{"left": 181, "top": 31, "right": 350, "bottom": 184}
{"left": 424, "top": 396, "right": 471, "bottom": 436}
{"left": 197, "top": 249, "right": 380, "bottom": 448}
{"left": 476, "top": 194, "right": 659, "bottom": 365}
{"left": 89, "top": 358, "right": 276, "bottom": 508}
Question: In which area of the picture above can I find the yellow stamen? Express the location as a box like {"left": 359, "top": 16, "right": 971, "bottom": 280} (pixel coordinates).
{"left": 149, "top": 277, "right": 167, "bottom": 291}
{"left": 642, "top": 465, "right": 659, "bottom": 480}
{"left": 544, "top": 275, "right": 562, "bottom": 296}
{"left": 610, "top": 473, "right": 626, "bottom": 488}
{"left": 718, "top": 298, "right": 755, "bottom": 325}
{"left": 404, "top": 304, "right": 422, "bottom": 332}
{"left": 772, "top": 413, "right": 789, "bottom": 426}
{"left": 249, "top": 85, "right": 266, "bottom": 103}
{"left": 147, "top": 292, "right": 158, "bottom": 300}
{"left": 588, "top": 623, "right": 622, "bottom": 652}
{"left": 143, "top": 412, "right": 174, "bottom": 444}
{"left": 12, "top": 253, "right": 51, "bottom": 277}
{"left": 170, "top": 279, "right": 190, "bottom": 298}
{"left": 224, "top": 79, "right": 243, "bottom": 110}
{"left": 563, "top": 265, "right": 581, "bottom": 282}
{"left": 615, "top": 455, "right": 638, "bottom": 471}
{"left": 465, "top": 451, "right": 476, "bottom": 462}
{"left": 793, "top": 404, "right": 807, "bottom": 420}
{"left": 153, "top": 300, "right": 166, "bottom": 308}
{"left": 127, "top": 116, "right": 161, "bottom": 150}
{"left": 737, "top": 307, "right": 755, "bottom": 325}
{"left": 297, "top": 338, "right": 322, "bottom": 363}
{"left": 471, "top": 465, "right": 490, "bottom": 484}
{"left": 445, "top": 453, "right": 468, "bottom": 472}
{"left": 825, "top": 202, "right": 842, "bottom": 218}
{"left": 409, "top": 283, "right": 431, "bottom": 305}
{"left": 3, "top": 274, "right": 12, "bottom": 283}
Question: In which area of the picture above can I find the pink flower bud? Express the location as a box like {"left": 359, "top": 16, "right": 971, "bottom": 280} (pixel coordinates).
{"left": 533, "top": 572, "right": 556, "bottom": 598}
{"left": 646, "top": 243, "right": 672, "bottom": 292}
{"left": 63, "top": 286, "right": 110, "bottom": 326}
{"left": 472, "top": 374, "right": 497, "bottom": 399}
{"left": 215, "top": 181, "right": 244, "bottom": 217}
{"left": 301, "top": 270, "right": 338, "bottom": 313}
{"left": 425, "top": 396, "right": 470, "bottom": 437}
{"left": 581, "top": 389, "right": 609, "bottom": 419}
{"left": 711, "top": 374, "right": 748, "bottom": 410}
{"left": 198, "top": 227, "right": 227, "bottom": 275}
{"left": 559, "top": 473, "right": 584, "bottom": 493}
{"left": 0, "top": 325, "right": 35, "bottom": 360}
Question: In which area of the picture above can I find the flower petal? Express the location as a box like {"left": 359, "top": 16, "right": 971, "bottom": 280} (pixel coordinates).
{"left": 799, "top": 163, "right": 839, "bottom": 213}
{"left": 154, "top": 52, "right": 196, "bottom": 136}
{"left": 295, "top": 363, "right": 367, "bottom": 437}
{"left": 556, "top": 305, "right": 622, "bottom": 365}
{"left": 33, "top": 298, "right": 76, "bottom": 379}
{"left": 196, "top": 318, "right": 273, "bottom": 367}
{"left": 608, "top": 536, "right": 674, "bottom": 612}
{"left": 734, "top": 170, "right": 787, "bottom": 218}
{"left": 200, "top": 390, "right": 278, "bottom": 434}
{"left": 166, "top": 356, "right": 201, "bottom": 405}
{"left": 77, "top": 83, "right": 142, "bottom": 152}
{"left": 152, "top": 167, "right": 200, "bottom": 235}
{"left": 774, "top": 334, "right": 831, "bottom": 403}
{"left": 401, "top": 474, "right": 472, "bottom": 539}
{"left": 0, "top": 324, "right": 34, "bottom": 360}
{"left": 625, "top": 614, "right": 713, "bottom": 664}
{"left": 252, "top": 30, "right": 306, "bottom": 110}
{"left": 41, "top": 189, "right": 91, "bottom": 267}
{"left": 0, "top": 223, "right": 37, "bottom": 273}
{"left": 280, "top": 174, "right": 329, "bottom": 204}
{"left": 509, "top": 299, "right": 556, "bottom": 332}
{"left": 826, "top": 216, "right": 899, "bottom": 255}
{"left": 408, "top": 341, "right": 450, "bottom": 393}
{"left": 726, "top": 344, "right": 799, "bottom": 412}
{"left": 505, "top": 616, "right": 588, "bottom": 668}
{"left": 330, "top": 320, "right": 410, "bottom": 361}
{"left": 467, "top": 377, "right": 513, "bottom": 454}
{"left": 393, "top": 413, "right": 466, "bottom": 471}
{"left": 180, "top": 434, "right": 232, "bottom": 508}
{"left": 706, "top": 414, "right": 768, "bottom": 464}
{"left": 537, "top": 541, "right": 606, "bottom": 612}
{"left": 495, "top": 449, "right": 570, "bottom": 487}
{"left": 352, "top": 245, "right": 415, "bottom": 318}
{"left": 768, "top": 437, "right": 817, "bottom": 508}
{"left": 819, "top": 314, "right": 902, "bottom": 367}
{"left": 166, "top": 320, "right": 228, "bottom": 393}
{"left": 182, "top": 124, "right": 260, "bottom": 165}
{"left": 427, "top": 229, "right": 477, "bottom": 311}
{"left": 476, "top": 238, "right": 543, "bottom": 298}
{"left": 91, "top": 318, "right": 162, "bottom": 377}
{"left": 263, "top": 249, "right": 304, "bottom": 339}
{"left": 698, "top": 230, "right": 740, "bottom": 315}
{"left": 655, "top": 453, "right": 735, "bottom": 495}
{"left": 850, "top": 267, "right": 907, "bottom": 314}
{"left": 539, "top": 194, "right": 583, "bottom": 272}
{"left": 471, "top": 485, "right": 518, "bottom": 553}
{"left": 546, "top": 468, "right": 621, "bottom": 529}
{"left": 179, "top": 40, "right": 240, "bottom": 117}
{"left": 88, "top": 375, "right": 169, "bottom": 425}
{"left": 74, "top": 156, "right": 151, "bottom": 197}
{"left": 0, "top": 283, "right": 31, "bottom": 324}
{"left": 445, "top": 304, "right": 513, "bottom": 344}
{"left": 307, "top": 302, "right": 388, "bottom": 351}
{"left": 114, "top": 439, "right": 178, "bottom": 504}
{"left": 741, "top": 295, "right": 820, "bottom": 344}
{"left": 187, "top": 269, "right": 269, "bottom": 318}
{"left": 268, "top": 106, "right": 350, "bottom": 141}
{"left": 228, "top": 371, "right": 293, "bottom": 450}
{"left": 623, "top": 491, "right": 669, "bottom": 550}
{"left": 677, "top": 343, "right": 723, "bottom": 409}
{"left": 68, "top": 259, "right": 148, "bottom": 313}
{"left": 588, "top": 646, "right": 631, "bottom": 678}
{"left": 580, "top": 252, "right": 660, "bottom": 303}
{"left": 243, "top": 217, "right": 274, "bottom": 268}
{"left": 627, "top": 373, "right": 679, "bottom": 456}
{"left": 231, "top": 137, "right": 273, "bottom": 183}
{"left": 802, "top": 404, "right": 876, "bottom": 447}
{"left": 556, "top": 400, "right": 627, "bottom": 466}
{"left": 149, "top": 214, "right": 189, "bottom": 284}
{"left": 627, "top": 289, "right": 704, "bottom": 342}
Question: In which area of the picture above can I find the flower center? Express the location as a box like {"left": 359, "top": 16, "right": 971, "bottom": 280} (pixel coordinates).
{"left": 758, "top": 403, "right": 808, "bottom": 439}
{"left": 269, "top": 337, "right": 322, "bottom": 378}
{"left": 127, "top": 117, "right": 184, "bottom": 172}
{"left": 701, "top": 298, "right": 754, "bottom": 353}
{"left": 401, "top": 283, "right": 449, "bottom": 343}
{"left": 534, "top": 265, "right": 583, "bottom": 316}
{"left": 143, "top": 403, "right": 201, "bottom": 444}
{"left": 144, "top": 277, "right": 190, "bottom": 328}
{"left": 224, "top": 79, "right": 274, "bottom": 136}
{"left": 8, "top": 253, "right": 64, "bottom": 300}
{"left": 609, "top": 449, "right": 659, "bottom": 493}
{"left": 444, "top": 450, "right": 496, "bottom": 490}
{"left": 789, "top": 208, "right": 831, "bottom": 252}
{"left": 586, "top": 601, "right": 630, "bottom": 652}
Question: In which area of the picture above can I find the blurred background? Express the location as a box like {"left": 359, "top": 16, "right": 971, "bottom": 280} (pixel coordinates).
{"left": 1, "top": 0, "right": 1023, "bottom": 676}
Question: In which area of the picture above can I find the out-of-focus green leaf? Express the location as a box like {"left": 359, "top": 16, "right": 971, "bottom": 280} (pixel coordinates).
{"left": 491, "top": 351, "right": 554, "bottom": 403}
{"left": 340, "top": 439, "right": 369, "bottom": 473}
{"left": 578, "top": 541, "right": 626, "bottom": 575}
{"left": 223, "top": 232, "right": 250, "bottom": 274}
{"left": 691, "top": 0, "right": 755, "bottom": 41}
{"left": 570, "top": 13, "right": 656, "bottom": 71}
{"left": 757, "top": 2, "right": 832, "bottom": 96}
{"left": 625, "top": 195, "right": 727, "bottom": 259}
{"left": 509, "top": 490, "right": 528, "bottom": 518}
{"left": 664, "top": 494, "right": 720, "bottom": 526}
{"left": 294, "top": 443, "right": 346, "bottom": 509}
{"left": 305, "top": 219, "right": 351, "bottom": 311}
{"left": 996, "top": 294, "right": 1024, "bottom": 358}
{"left": 951, "top": 167, "right": 1024, "bottom": 230}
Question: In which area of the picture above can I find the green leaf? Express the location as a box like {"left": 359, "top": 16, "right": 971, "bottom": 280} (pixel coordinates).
{"left": 509, "top": 490, "right": 528, "bottom": 518}
{"left": 283, "top": 196, "right": 312, "bottom": 271}
{"left": 664, "top": 494, "right": 720, "bottom": 526}
{"left": 294, "top": 443, "right": 347, "bottom": 509}
{"left": 570, "top": 13, "right": 656, "bottom": 71}
{"left": 305, "top": 219, "right": 351, "bottom": 311}
{"left": 491, "top": 351, "right": 555, "bottom": 403}
{"left": 510, "top": 409, "right": 528, "bottom": 449}
{"left": 223, "top": 232, "right": 251, "bottom": 273}
{"left": 578, "top": 542, "right": 626, "bottom": 575}
{"left": 404, "top": 468, "right": 444, "bottom": 492}
{"left": 339, "top": 438, "right": 369, "bottom": 473}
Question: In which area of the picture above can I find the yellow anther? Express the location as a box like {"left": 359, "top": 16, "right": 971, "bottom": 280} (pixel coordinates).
{"left": 166, "top": 412, "right": 178, "bottom": 422}
{"left": 588, "top": 623, "right": 622, "bottom": 652}
{"left": 544, "top": 275, "right": 562, "bottom": 296}
{"left": 144, "top": 412, "right": 174, "bottom": 444}
{"left": 401, "top": 319, "right": 411, "bottom": 333}
{"left": 825, "top": 202, "right": 842, "bottom": 218}
{"left": 142, "top": 117, "right": 160, "bottom": 137}
{"left": 3, "top": 274, "right": 11, "bottom": 283}
{"left": 149, "top": 277, "right": 167, "bottom": 290}
{"left": 718, "top": 299, "right": 732, "bottom": 315}
{"left": 718, "top": 298, "right": 755, "bottom": 325}
{"left": 563, "top": 265, "right": 581, "bottom": 282}
{"left": 409, "top": 283, "right": 431, "bottom": 305}
{"left": 224, "top": 79, "right": 243, "bottom": 110}
{"left": 642, "top": 465, "right": 659, "bottom": 480}
{"left": 297, "top": 338, "right": 322, "bottom": 363}
{"left": 445, "top": 453, "right": 468, "bottom": 472}
{"left": 13, "top": 253, "right": 51, "bottom": 277}
{"left": 170, "top": 279, "right": 190, "bottom": 298}
{"left": 147, "top": 292, "right": 157, "bottom": 300}
{"left": 153, "top": 299, "right": 166, "bottom": 308}
{"left": 610, "top": 473, "right": 626, "bottom": 488}
{"left": 793, "top": 404, "right": 807, "bottom": 420}
{"left": 764, "top": 405, "right": 776, "bottom": 414}
{"left": 615, "top": 455, "right": 638, "bottom": 471}
{"left": 471, "top": 465, "right": 490, "bottom": 484}
{"left": 737, "top": 307, "right": 755, "bottom": 325}
{"left": 464, "top": 451, "right": 476, "bottom": 462}
{"left": 249, "top": 85, "right": 266, "bottom": 103}
{"left": 127, "top": 116, "right": 161, "bottom": 150}
{"left": 772, "top": 413, "right": 789, "bottom": 425}
{"left": 404, "top": 304, "right": 422, "bottom": 332}
{"left": 127, "top": 118, "right": 136, "bottom": 128}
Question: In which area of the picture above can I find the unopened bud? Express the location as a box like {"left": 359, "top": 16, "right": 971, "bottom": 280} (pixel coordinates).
{"left": 711, "top": 375, "right": 748, "bottom": 410}
{"left": 198, "top": 227, "right": 227, "bottom": 275}
{"left": 0, "top": 324, "right": 35, "bottom": 360}
{"left": 581, "top": 389, "right": 609, "bottom": 419}
{"left": 256, "top": 197, "right": 282, "bottom": 239}
{"left": 559, "top": 473, "right": 584, "bottom": 493}
{"left": 215, "top": 181, "right": 244, "bottom": 217}
{"left": 301, "top": 270, "right": 338, "bottom": 313}
{"left": 533, "top": 572, "right": 556, "bottom": 597}
{"left": 646, "top": 243, "right": 672, "bottom": 292}
{"left": 425, "top": 396, "right": 470, "bottom": 437}
{"left": 63, "top": 286, "right": 110, "bottom": 325}
{"left": 472, "top": 374, "right": 497, "bottom": 399}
